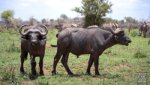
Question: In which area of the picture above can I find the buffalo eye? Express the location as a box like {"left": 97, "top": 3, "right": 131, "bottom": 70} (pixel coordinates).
{"left": 26, "top": 35, "right": 30, "bottom": 39}
{"left": 21, "top": 34, "right": 29, "bottom": 40}
{"left": 38, "top": 35, "right": 46, "bottom": 40}
{"left": 38, "top": 35, "right": 42, "bottom": 40}
{"left": 116, "top": 31, "right": 124, "bottom": 37}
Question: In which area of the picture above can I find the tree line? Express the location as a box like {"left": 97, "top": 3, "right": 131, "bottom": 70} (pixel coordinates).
{"left": 0, "top": 0, "right": 144, "bottom": 29}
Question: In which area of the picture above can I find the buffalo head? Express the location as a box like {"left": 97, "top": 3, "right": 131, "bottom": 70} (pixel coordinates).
{"left": 19, "top": 24, "right": 48, "bottom": 46}
{"left": 113, "top": 28, "right": 131, "bottom": 46}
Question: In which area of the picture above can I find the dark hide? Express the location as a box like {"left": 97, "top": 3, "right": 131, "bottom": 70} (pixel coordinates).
{"left": 20, "top": 25, "right": 48, "bottom": 77}
{"left": 52, "top": 27, "right": 131, "bottom": 75}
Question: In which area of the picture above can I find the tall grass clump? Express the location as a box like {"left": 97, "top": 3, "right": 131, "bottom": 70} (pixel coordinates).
{"left": 0, "top": 65, "right": 21, "bottom": 85}
{"left": 130, "top": 30, "right": 138, "bottom": 37}
{"left": 133, "top": 51, "right": 147, "bottom": 58}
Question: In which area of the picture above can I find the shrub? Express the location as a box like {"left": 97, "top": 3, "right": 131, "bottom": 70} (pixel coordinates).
{"left": 130, "top": 31, "right": 138, "bottom": 37}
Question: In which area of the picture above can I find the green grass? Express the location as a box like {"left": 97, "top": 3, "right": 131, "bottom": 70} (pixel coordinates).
{"left": 0, "top": 28, "right": 150, "bottom": 85}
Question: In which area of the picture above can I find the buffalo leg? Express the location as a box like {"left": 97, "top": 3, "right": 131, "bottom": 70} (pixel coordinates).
{"left": 86, "top": 54, "right": 94, "bottom": 75}
{"left": 94, "top": 54, "right": 100, "bottom": 75}
{"left": 61, "top": 52, "right": 73, "bottom": 75}
{"left": 139, "top": 30, "right": 142, "bottom": 36}
{"left": 143, "top": 31, "right": 146, "bottom": 38}
{"left": 39, "top": 56, "right": 44, "bottom": 75}
{"left": 51, "top": 47, "right": 63, "bottom": 75}
{"left": 20, "top": 52, "right": 28, "bottom": 73}
{"left": 31, "top": 56, "right": 37, "bottom": 75}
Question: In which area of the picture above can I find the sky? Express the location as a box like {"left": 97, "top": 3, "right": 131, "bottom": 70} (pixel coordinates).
{"left": 0, "top": 0, "right": 150, "bottom": 21}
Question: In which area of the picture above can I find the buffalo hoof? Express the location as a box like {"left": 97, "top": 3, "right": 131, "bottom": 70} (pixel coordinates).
{"left": 95, "top": 72, "right": 100, "bottom": 76}
{"left": 20, "top": 69, "right": 25, "bottom": 74}
{"left": 30, "top": 74, "right": 37, "bottom": 80}
{"left": 40, "top": 72, "right": 44, "bottom": 76}
{"left": 68, "top": 72, "right": 74, "bottom": 76}
{"left": 86, "top": 72, "right": 91, "bottom": 75}
{"left": 32, "top": 71, "right": 37, "bottom": 76}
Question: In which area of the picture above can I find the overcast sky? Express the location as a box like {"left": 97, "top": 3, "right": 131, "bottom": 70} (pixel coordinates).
{"left": 0, "top": 0, "right": 150, "bottom": 21}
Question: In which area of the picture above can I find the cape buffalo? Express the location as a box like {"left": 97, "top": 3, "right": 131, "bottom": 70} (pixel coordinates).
{"left": 139, "top": 22, "right": 149, "bottom": 38}
{"left": 51, "top": 27, "right": 131, "bottom": 75}
{"left": 19, "top": 24, "right": 48, "bottom": 77}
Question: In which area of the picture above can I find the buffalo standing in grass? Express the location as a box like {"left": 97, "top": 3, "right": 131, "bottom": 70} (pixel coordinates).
{"left": 19, "top": 24, "right": 48, "bottom": 77}
{"left": 139, "top": 22, "right": 149, "bottom": 38}
{"left": 51, "top": 27, "right": 131, "bottom": 75}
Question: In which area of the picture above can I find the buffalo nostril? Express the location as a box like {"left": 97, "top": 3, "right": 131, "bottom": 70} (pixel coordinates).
{"left": 31, "top": 40, "right": 37, "bottom": 43}
{"left": 31, "top": 40, "right": 38, "bottom": 45}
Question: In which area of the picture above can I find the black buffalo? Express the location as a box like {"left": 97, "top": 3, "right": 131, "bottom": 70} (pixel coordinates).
{"left": 19, "top": 24, "right": 48, "bottom": 77}
{"left": 51, "top": 27, "right": 131, "bottom": 75}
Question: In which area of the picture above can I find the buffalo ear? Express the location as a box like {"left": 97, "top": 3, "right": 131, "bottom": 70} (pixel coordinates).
{"left": 42, "top": 36, "right": 46, "bottom": 39}
{"left": 21, "top": 35, "right": 29, "bottom": 40}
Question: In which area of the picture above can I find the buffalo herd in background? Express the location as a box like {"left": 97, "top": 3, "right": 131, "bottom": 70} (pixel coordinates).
{"left": 139, "top": 22, "right": 150, "bottom": 38}
{"left": 54, "top": 21, "right": 150, "bottom": 38}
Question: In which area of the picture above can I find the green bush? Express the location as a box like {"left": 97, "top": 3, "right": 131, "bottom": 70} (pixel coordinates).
{"left": 130, "top": 31, "right": 138, "bottom": 37}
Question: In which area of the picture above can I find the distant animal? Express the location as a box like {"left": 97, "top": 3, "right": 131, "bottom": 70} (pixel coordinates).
{"left": 55, "top": 23, "right": 78, "bottom": 32}
{"left": 19, "top": 24, "right": 48, "bottom": 77}
{"left": 139, "top": 22, "right": 149, "bottom": 38}
{"left": 51, "top": 27, "right": 131, "bottom": 75}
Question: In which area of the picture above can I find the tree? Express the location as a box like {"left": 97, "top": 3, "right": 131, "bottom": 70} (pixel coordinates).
{"left": 124, "top": 16, "right": 137, "bottom": 23}
{"left": 50, "top": 19, "right": 55, "bottom": 26}
{"left": 29, "top": 17, "right": 38, "bottom": 25}
{"left": 105, "top": 17, "right": 118, "bottom": 23}
{"left": 1, "top": 10, "right": 14, "bottom": 28}
{"left": 124, "top": 17, "right": 139, "bottom": 33}
{"left": 60, "top": 14, "right": 68, "bottom": 20}
{"left": 73, "top": 0, "right": 112, "bottom": 27}
{"left": 41, "top": 18, "right": 47, "bottom": 24}
{"left": 11, "top": 18, "right": 22, "bottom": 28}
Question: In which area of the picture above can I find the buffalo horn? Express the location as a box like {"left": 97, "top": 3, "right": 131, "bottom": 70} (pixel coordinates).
{"left": 114, "top": 28, "right": 123, "bottom": 34}
{"left": 39, "top": 24, "right": 48, "bottom": 36}
{"left": 19, "top": 25, "right": 30, "bottom": 36}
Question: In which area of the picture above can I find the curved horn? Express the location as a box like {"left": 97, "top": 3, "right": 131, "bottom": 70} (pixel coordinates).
{"left": 19, "top": 25, "right": 29, "bottom": 35}
{"left": 114, "top": 28, "right": 123, "bottom": 34}
{"left": 115, "top": 23, "right": 118, "bottom": 28}
{"left": 112, "top": 23, "right": 118, "bottom": 28}
{"left": 39, "top": 24, "right": 48, "bottom": 36}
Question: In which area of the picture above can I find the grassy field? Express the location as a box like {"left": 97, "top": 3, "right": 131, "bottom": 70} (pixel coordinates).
{"left": 0, "top": 28, "right": 150, "bottom": 85}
